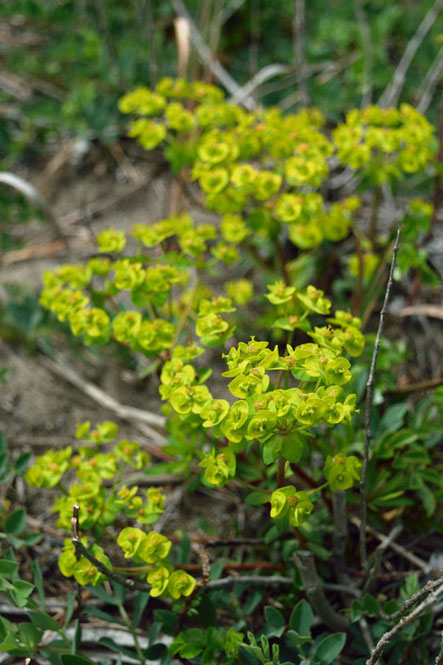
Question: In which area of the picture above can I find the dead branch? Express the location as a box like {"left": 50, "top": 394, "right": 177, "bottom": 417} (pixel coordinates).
{"left": 39, "top": 353, "right": 167, "bottom": 447}
{"left": 367, "top": 581, "right": 443, "bottom": 665}
{"left": 353, "top": 0, "right": 374, "bottom": 106}
{"left": 360, "top": 229, "right": 400, "bottom": 571}
{"left": 0, "top": 171, "right": 71, "bottom": 252}
{"left": 292, "top": 0, "right": 309, "bottom": 107}
{"left": 71, "top": 505, "right": 151, "bottom": 593}
{"left": 206, "top": 574, "right": 292, "bottom": 589}
{"left": 378, "top": 0, "right": 443, "bottom": 107}
{"left": 379, "top": 575, "right": 443, "bottom": 623}
{"left": 171, "top": 0, "right": 256, "bottom": 109}
{"left": 351, "top": 516, "right": 428, "bottom": 571}
{"left": 417, "top": 47, "right": 443, "bottom": 113}
{"left": 230, "top": 64, "right": 292, "bottom": 106}
{"left": 294, "top": 550, "right": 349, "bottom": 632}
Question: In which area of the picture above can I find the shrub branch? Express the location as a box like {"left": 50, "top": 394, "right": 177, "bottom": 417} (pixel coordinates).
{"left": 359, "top": 229, "right": 400, "bottom": 571}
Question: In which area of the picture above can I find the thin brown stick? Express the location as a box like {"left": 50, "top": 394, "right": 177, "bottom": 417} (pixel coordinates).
{"left": 379, "top": 575, "right": 443, "bottom": 622}
{"left": 293, "top": 0, "right": 309, "bottom": 106}
{"left": 71, "top": 505, "right": 151, "bottom": 593}
{"left": 363, "top": 524, "right": 403, "bottom": 594}
{"left": 206, "top": 574, "right": 292, "bottom": 589}
{"left": 417, "top": 49, "right": 443, "bottom": 113}
{"left": 352, "top": 516, "right": 428, "bottom": 571}
{"left": 389, "top": 377, "right": 443, "bottom": 395}
{"left": 171, "top": 0, "right": 255, "bottom": 109}
{"left": 360, "top": 229, "right": 400, "bottom": 571}
{"left": 366, "top": 582, "right": 443, "bottom": 665}
{"left": 39, "top": 353, "right": 167, "bottom": 444}
{"left": 294, "top": 550, "right": 349, "bottom": 632}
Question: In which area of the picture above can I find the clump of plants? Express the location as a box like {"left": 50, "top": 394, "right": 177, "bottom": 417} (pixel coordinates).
{"left": 1, "top": 78, "right": 442, "bottom": 665}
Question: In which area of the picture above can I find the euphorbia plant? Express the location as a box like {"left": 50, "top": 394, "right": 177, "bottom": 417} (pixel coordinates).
{"left": 20, "top": 78, "right": 441, "bottom": 664}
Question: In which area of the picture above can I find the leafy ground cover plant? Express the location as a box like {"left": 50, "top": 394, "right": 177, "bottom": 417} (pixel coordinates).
{"left": 1, "top": 77, "right": 442, "bottom": 664}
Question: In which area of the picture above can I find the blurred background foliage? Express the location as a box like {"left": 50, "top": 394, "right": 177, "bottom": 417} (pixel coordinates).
{"left": 0, "top": 0, "right": 441, "bottom": 167}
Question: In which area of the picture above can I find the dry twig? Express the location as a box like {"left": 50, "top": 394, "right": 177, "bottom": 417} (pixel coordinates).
{"left": 417, "top": 47, "right": 443, "bottom": 113}
{"left": 379, "top": 575, "right": 443, "bottom": 623}
{"left": 360, "top": 229, "right": 400, "bottom": 570}
{"left": 171, "top": 0, "right": 255, "bottom": 109}
{"left": 206, "top": 574, "right": 292, "bottom": 589}
{"left": 293, "top": 0, "right": 309, "bottom": 107}
{"left": 294, "top": 550, "right": 349, "bottom": 632}
{"left": 367, "top": 581, "right": 443, "bottom": 665}
{"left": 353, "top": 0, "right": 373, "bottom": 106}
{"left": 39, "top": 353, "right": 167, "bottom": 447}
{"left": 352, "top": 516, "right": 428, "bottom": 572}
{"left": 378, "top": 0, "right": 443, "bottom": 107}
{"left": 71, "top": 505, "right": 151, "bottom": 593}
{"left": 0, "top": 172, "right": 71, "bottom": 252}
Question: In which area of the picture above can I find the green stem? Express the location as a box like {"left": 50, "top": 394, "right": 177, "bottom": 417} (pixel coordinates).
{"left": 56, "top": 482, "right": 69, "bottom": 496}
{"left": 117, "top": 600, "right": 146, "bottom": 665}
{"left": 306, "top": 482, "right": 328, "bottom": 496}
{"left": 277, "top": 456, "right": 286, "bottom": 488}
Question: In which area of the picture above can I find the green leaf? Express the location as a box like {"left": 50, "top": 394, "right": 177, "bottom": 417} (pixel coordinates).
{"left": 153, "top": 609, "right": 177, "bottom": 635}
{"left": 362, "top": 593, "right": 380, "bottom": 617}
{"left": 84, "top": 606, "right": 124, "bottom": 625}
{"left": 133, "top": 590, "right": 149, "bottom": 629}
{"left": 377, "top": 403, "right": 408, "bottom": 437}
{"left": 64, "top": 592, "right": 76, "bottom": 629}
{"left": 313, "top": 633, "right": 346, "bottom": 665}
{"left": 0, "top": 431, "right": 7, "bottom": 453}
{"left": 262, "top": 437, "right": 281, "bottom": 465}
{"left": 281, "top": 434, "right": 305, "bottom": 463}
{"left": 264, "top": 606, "right": 285, "bottom": 638}
{"left": 32, "top": 553, "right": 46, "bottom": 595}
{"left": 72, "top": 620, "right": 81, "bottom": 654}
{"left": 19, "top": 621, "right": 42, "bottom": 648}
{"left": 61, "top": 656, "right": 96, "bottom": 665}
{"left": 0, "top": 559, "right": 18, "bottom": 579}
{"left": 289, "top": 599, "right": 314, "bottom": 636}
{"left": 243, "top": 589, "right": 263, "bottom": 615}
{"left": 144, "top": 643, "right": 167, "bottom": 660}
{"left": 14, "top": 452, "right": 32, "bottom": 474}
{"left": 245, "top": 491, "right": 270, "bottom": 506}
{"left": 350, "top": 599, "right": 362, "bottom": 622}
{"left": 98, "top": 636, "right": 138, "bottom": 658}
{"left": 29, "top": 610, "right": 61, "bottom": 632}
{"left": 417, "top": 482, "right": 436, "bottom": 517}
{"left": 4, "top": 509, "right": 26, "bottom": 536}
{"left": 11, "top": 579, "right": 34, "bottom": 607}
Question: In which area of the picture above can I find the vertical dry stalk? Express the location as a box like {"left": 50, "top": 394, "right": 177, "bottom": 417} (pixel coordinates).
{"left": 293, "top": 0, "right": 309, "bottom": 107}
{"left": 293, "top": 550, "right": 349, "bottom": 632}
{"left": 359, "top": 229, "right": 400, "bottom": 571}
{"left": 353, "top": 0, "right": 373, "bottom": 107}
{"left": 175, "top": 16, "right": 191, "bottom": 78}
{"left": 143, "top": 0, "right": 158, "bottom": 85}
{"left": 378, "top": 0, "right": 443, "bottom": 107}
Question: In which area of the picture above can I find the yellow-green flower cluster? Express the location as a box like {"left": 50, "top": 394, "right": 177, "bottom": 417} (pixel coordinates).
{"left": 162, "top": 316, "right": 360, "bottom": 489}
{"left": 270, "top": 486, "right": 313, "bottom": 527}
{"left": 117, "top": 527, "right": 196, "bottom": 599}
{"left": 333, "top": 104, "right": 435, "bottom": 182}
{"left": 26, "top": 421, "right": 162, "bottom": 531}
{"left": 59, "top": 538, "right": 111, "bottom": 586}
